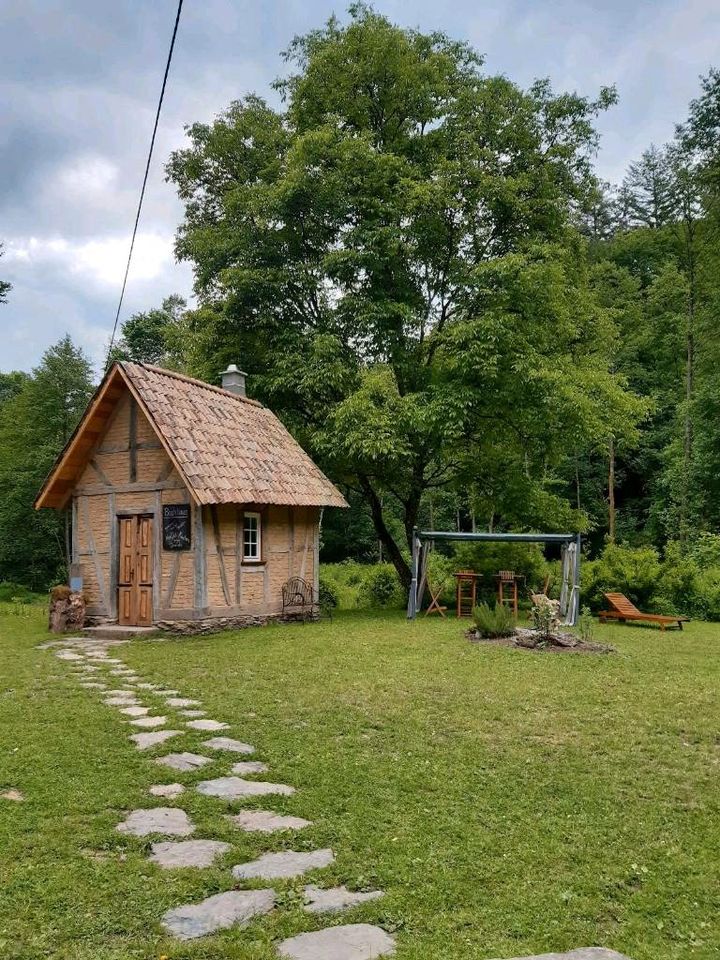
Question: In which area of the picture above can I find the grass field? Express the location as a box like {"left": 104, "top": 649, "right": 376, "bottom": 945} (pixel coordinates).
{"left": 1, "top": 606, "right": 719, "bottom": 959}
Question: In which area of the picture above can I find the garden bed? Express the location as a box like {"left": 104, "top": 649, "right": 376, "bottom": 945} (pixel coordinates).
{"left": 466, "top": 626, "right": 615, "bottom": 654}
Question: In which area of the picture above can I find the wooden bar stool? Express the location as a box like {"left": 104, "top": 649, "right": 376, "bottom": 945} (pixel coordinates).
{"left": 495, "top": 570, "right": 521, "bottom": 617}
{"left": 454, "top": 570, "right": 481, "bottom": 618}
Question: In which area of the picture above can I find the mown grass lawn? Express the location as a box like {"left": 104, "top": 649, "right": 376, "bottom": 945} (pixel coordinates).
{"left": 1, "top": 606, "right": 720, "bottom": 960}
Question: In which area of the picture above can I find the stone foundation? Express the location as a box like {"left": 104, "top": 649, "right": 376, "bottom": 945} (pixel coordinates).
{"left": 155, "top": 613, "right": 317, "bottom": 635}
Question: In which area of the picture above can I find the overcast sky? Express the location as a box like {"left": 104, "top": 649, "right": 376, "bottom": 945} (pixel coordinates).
{"left": 1, "top": 0, "right": 718, "bottom": 374}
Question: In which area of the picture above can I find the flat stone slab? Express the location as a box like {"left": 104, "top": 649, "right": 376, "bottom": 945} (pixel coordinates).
{"left": 197, "top": 776, "right": 295, "bottom": 799}
{"left": 155, "top": 751, "right": 213, "bottom": 772}
{"left": 129, "top": 715, "right": 168, "bottom": 728}
{"left": 55, "top": 651, "right": 85, "bottom": 660}
{"left": 150, "top": 783, "right": 185, "bottom": 798}
{"left": 116, "top": 807, "right": 194, "bottom": 837}
{"left": 232, "top": 848, "right": 334, "bottom": 880}
{"left": 120, "top": 706, "right": 150, "bottom": 717}
{"left": 227, "top": 810, "right": 313, "bottom": 833}
{"left": 135, "top": 682, "right": 160, "bottom": 690}
{"left": 231, "top": 760, "right": 269, "bottom": 775}
{"left": 186, "top": 718, "right": 228, "bottom": 731}
{"left": 488, "top": 952, "right": 632, "bottom": 960}
{"left": 105, "top": 688, "right": 137, "bottom": 696}
{"left": 130, "top": 730, "right": 182, "bottom": 750}
{"left": 79, "top": 682, "right": 107, "bottom": 689}
{"left": 1, "top": 788, "right": 24, "bottom": 802}
{"left": 278, "top": 924, "right": 395, "bottom": 959}
{"left": 166, "top": 697, "right": 201, "bottom": 707}
{"left": 162, "top": 888, "right": 275, "bottom": 941}
{"left": 202, "top": 736, "right": 254, "bottom": 754}
{"left": 304, "top": 885, "right": 384, "bottom": 914}
{"left": 179, "top": 709, "right": 206, "bottom": 717}
{"left": 105, "top": 696, "right": 140, "bottom": 707}
{"left": 155, "top": 689, "right": 179, "bottom": 696}
{"left": 149, "top": 838, "right": 231, "bottom": 868}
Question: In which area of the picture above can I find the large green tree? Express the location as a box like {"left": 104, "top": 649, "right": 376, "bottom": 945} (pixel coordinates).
{"left": 109, "top": 294, "right": 188, "bottom": 366}
{"left": 0, "top": 336, "right": 94, "bottom": 590}
{"left": 167, "top": 5, "right": 640, "bottom": 586}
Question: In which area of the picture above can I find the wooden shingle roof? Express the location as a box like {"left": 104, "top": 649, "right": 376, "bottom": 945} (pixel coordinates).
{"left": 35, "top": 362, "right": 347, "bottom": 510}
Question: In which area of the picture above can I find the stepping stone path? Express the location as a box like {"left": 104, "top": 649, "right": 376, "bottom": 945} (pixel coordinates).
{"left": 150, "top": 783, "right": 185, "bottom": 798}
{"left": 227, "top": 810, "right": 313, "bottom": 833}
{"left": 231, "top": 760, "right": 269, "bottom": 775}
{"left": 150, "top": 839, "right": 231, "bottom": 869}
{"left": 277, "top": 924, "right": 396, "bottom": 960}
{"left": 130, "top": 730, "right": 182, "bottom": 750}
{"left": 155, "top": 752, "right": 213, "bottom": 772}
{"left": 196, "top": 776, "right": 295, "bottom": 799}
{"left": 129, "top": 715, "right": 168, "bottom": 728}
{"left": 165, "top": 697, "right": 200, "bottom": 708}
{"left": 186, "top": 718, "right": 228, "bottom": 731}
{"left": 489, "top": 953, "right": 632, "bottom": 960}
{"left": 116, "top": 807, "right": 194, "bottom": 837}
{"left": 202, "top": 736, "right": 254, "bottom": 754}
{"left": 162, "top": 889, "right": 275, "bottom": 941}
{"left": 49, "top": 640, "right": 391, "bottom": 953}
{"left": 303, "top": 885, "right": 384, "bottom": 914}
{"left": 232, "top": 848, "right": 334, "bottom": 880}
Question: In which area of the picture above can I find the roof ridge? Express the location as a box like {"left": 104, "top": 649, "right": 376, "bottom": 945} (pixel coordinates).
{"left": 121, "top": 361, "right": 264, "bottom": 407}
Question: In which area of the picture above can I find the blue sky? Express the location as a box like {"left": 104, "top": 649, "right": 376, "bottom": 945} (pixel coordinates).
{"left": 1, "top": 0, "right": 718, "bottom": 373}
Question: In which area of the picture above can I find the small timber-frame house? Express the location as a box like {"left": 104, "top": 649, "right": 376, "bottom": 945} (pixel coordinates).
{"left": 35, "top": 362, "right": 347, "bottom": 631}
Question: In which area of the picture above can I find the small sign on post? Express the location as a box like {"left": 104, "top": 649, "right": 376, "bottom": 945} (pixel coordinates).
{"left": 162, "top": 504, "right": 192, "bottom": 550}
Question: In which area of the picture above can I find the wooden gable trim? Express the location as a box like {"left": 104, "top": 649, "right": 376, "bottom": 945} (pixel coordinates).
{"left": 34, "top": 365, "right": 126, "bottom": 510}
{"left": 34, "top": 362, "right": 199, "bottom": 512}
{"left": 116, "top": 365, "right": 201, "bottom": 506}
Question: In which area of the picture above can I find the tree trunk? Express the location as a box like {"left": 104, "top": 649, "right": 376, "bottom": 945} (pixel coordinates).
{"left": 608, "top": 437, "right": 616, "bottom": 544}
{"left": 359, "top": 476, "right": 411, "bottom": 590}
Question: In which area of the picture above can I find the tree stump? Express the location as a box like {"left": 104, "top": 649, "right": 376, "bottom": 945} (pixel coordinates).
{"left": 48, "top": 586, "right": 86, "bottom": 633}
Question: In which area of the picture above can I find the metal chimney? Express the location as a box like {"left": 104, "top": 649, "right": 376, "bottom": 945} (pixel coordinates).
{"left": 221, "top": 363, "right": 247, "bottom": 397}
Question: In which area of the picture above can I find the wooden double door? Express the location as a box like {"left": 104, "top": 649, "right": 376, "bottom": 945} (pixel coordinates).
{"left": 118, "top": 515, "right": 154, "bottom": 626}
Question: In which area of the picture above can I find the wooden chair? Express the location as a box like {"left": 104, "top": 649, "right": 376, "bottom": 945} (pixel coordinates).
{"left": 598, "top": 592, "right": 689, "bottom": 631}
{"left": 282, "top": 577, "right": 320, "bottom": 622}
{"left": 425, "top": 581, "right": 447, "bottom": 617}
{"left": 495, "top": 569, "right": 522, "bottom": 617}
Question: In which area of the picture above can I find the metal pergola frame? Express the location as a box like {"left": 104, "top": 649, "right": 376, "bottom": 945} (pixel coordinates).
{"left": 407, "top": 528, "right": 582, "bottom": 625}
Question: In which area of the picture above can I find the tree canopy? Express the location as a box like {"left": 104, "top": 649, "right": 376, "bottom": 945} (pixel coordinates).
{"left": 167, "top": 4, "right": 637, "bottom": 586}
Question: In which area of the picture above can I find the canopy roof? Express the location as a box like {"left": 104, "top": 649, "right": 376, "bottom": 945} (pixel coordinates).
{"left": 35, "top": 361, "right": 348, "bottom": 511}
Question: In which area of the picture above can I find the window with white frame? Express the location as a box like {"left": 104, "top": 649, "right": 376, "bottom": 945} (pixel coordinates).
{"left": 243, "top": 512, "right": 261, "bottom": 561}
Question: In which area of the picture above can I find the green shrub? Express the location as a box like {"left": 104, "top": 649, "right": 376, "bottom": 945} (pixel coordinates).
{"left": 0, "top": 581, "right": 38, "bottom": 604}
{"left": 582, "top": 543, "right": 662, "bottom": 611}
{"left": 688, "top": 533, "right": 720, "bottom": 569}
{"left": 578, "top": 605, "right": 595, "bottom": 644}
{"left": 358, "top": 564, "right": 405, "bottom": 609}
{"left": 318, "top": 576, "right": 339, "bottom": 611}
{"left": 472, "top": 601, "right": 516, "bottom": 638}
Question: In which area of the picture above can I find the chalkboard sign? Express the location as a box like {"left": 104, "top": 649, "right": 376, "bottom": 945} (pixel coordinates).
{"left": 162, "top": 504, "right": 191, "bottom": 551}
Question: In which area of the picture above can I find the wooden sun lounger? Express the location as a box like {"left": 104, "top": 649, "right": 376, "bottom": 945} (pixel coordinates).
{"left": 598, "top": 592, "right": 689, "bottom": 631}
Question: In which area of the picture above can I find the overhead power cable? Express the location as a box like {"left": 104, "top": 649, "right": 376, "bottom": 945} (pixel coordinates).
{"left": 105, "top": 0, "right": 184, "bottom": 370}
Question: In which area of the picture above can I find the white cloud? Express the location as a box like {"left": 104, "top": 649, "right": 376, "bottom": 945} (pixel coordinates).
{"left": 5, "top": 231, "right": 176, "bottom": 289}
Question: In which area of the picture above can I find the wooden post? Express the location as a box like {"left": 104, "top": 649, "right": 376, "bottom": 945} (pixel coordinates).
{"left": 193, "top": 503, "right": 206, "bottom": 610}
{"left": 407, "top": 528, "right": 420, "bottom": 619}
{"left": 108, "top": 493, "right": 118, "bottom": 620}
{"left": 128, "top": 397, "right": 138, "bottom": 483}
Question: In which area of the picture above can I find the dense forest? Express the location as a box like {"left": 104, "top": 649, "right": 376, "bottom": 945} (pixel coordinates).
{"left": 2, "top": 8, "right": 720, "bottom": 614}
